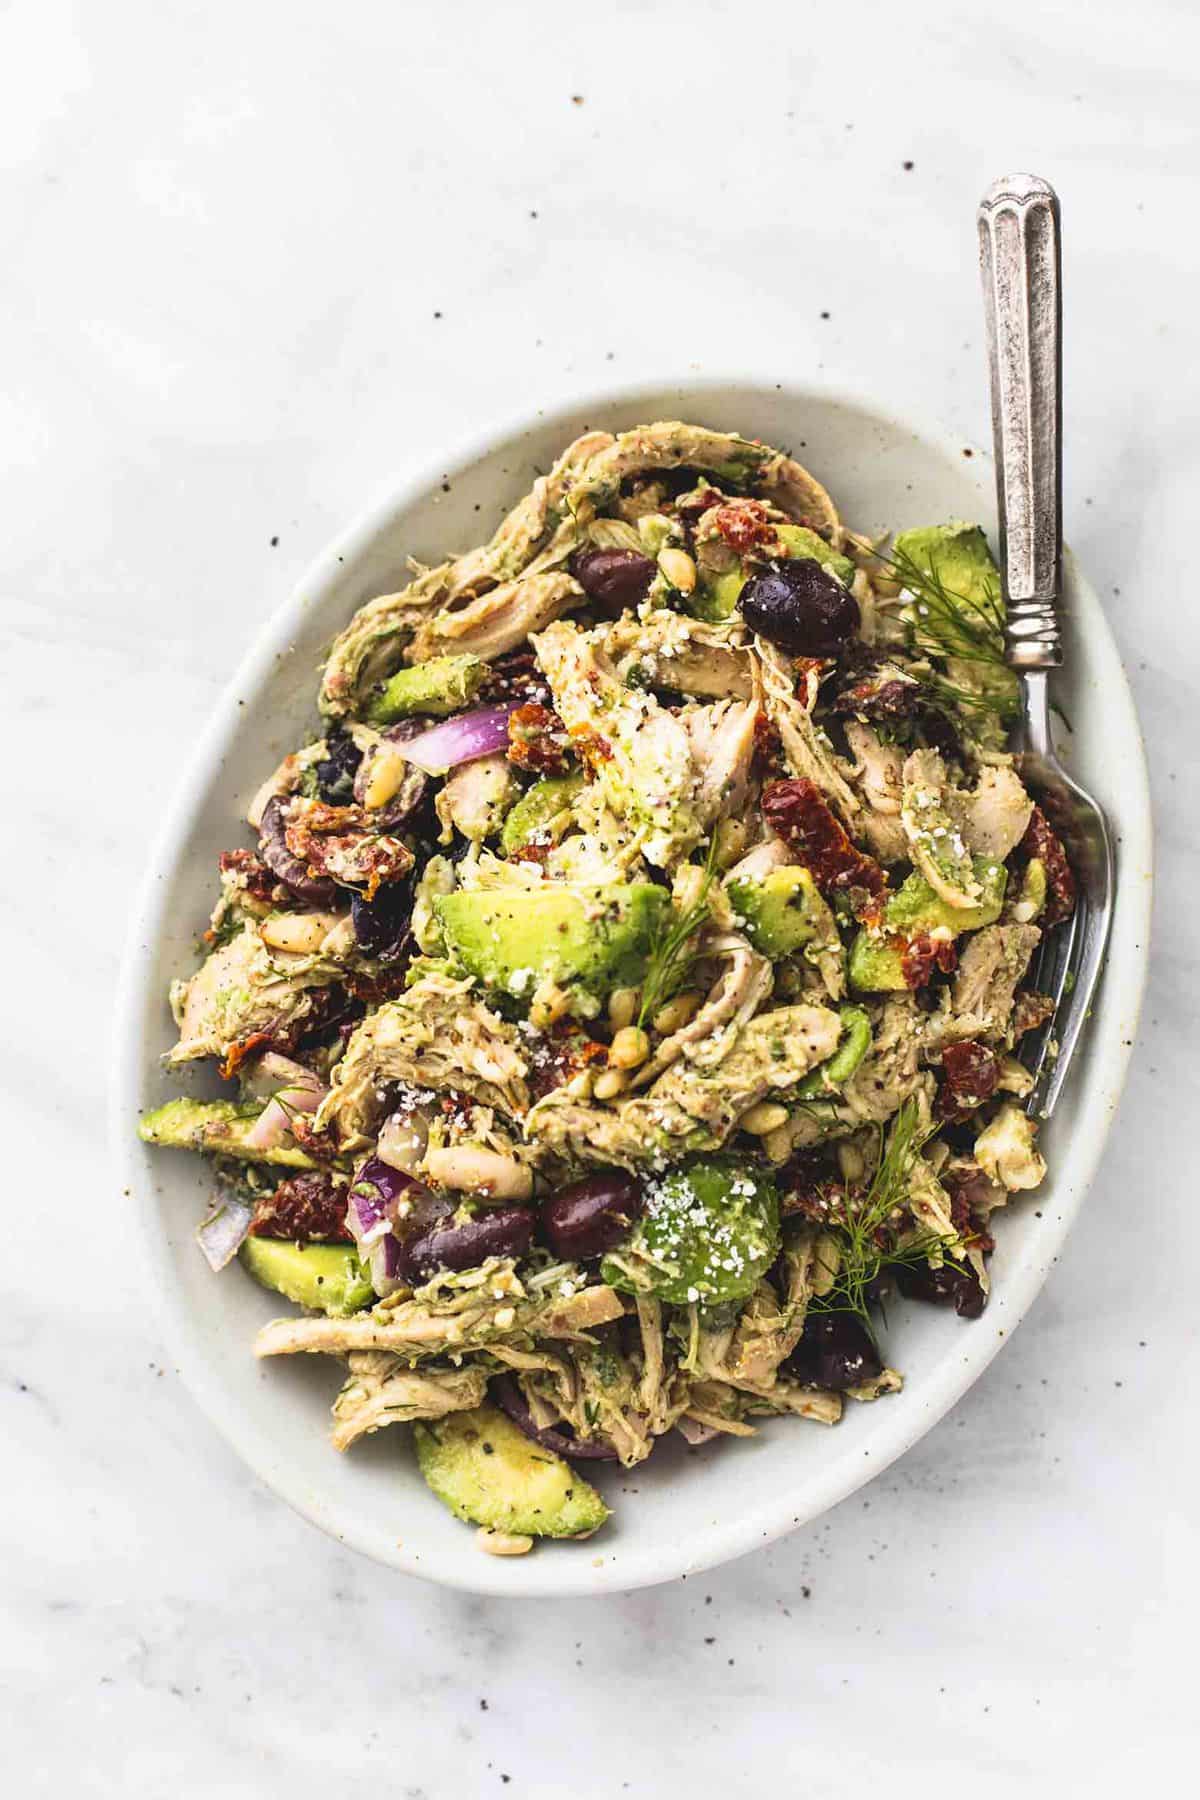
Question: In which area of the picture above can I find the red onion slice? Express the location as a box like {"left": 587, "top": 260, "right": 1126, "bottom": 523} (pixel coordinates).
{"left": 195, "top": 1197, "right": 254, "bottom": 1271}
{"left": 395, "top": 704, "right": 520, "bottom": 775}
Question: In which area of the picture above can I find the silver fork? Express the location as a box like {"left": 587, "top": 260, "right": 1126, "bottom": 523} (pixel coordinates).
{"left": 977, "top": 173, "right": 1114, "bottom": 1119}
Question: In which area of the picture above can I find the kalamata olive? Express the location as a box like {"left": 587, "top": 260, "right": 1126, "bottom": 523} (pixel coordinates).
{"left": 786, "top": 1310, "right": 882, "bottom": 1391}
{"left": 895, "top": 1259, "right": 986, "bottom": 1319}
{"left": 257, "top": 794, "right": 337, "bottom": 903}
{"left": 399, "top": 1205, "right": 536, "bottom": 1281}
{"left": 492, "top": 1374, "right": 618, "bottom": 1461}
{"left": 542, "top": 1170, "right": 643, "bottom": 1261}
{"left": 315, "top": 729, "right": 362, "bottom": 804}
{"left": 738, "top": 558, "right": 860, "bottom": 656}
{"left": 570, "top": 548, "right": 656, "bottom": 612}
{"left": 350, "top": 878, "right": 413, "bottom": 961}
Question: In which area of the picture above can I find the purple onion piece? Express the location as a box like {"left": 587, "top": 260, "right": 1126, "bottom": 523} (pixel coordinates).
{"left": 395, "top": 704, "right": 520, "bottom": 775}
{"left": 257, "top": 795, "right": 338, "bottom": 903}
{"left": 368, "top": 1230, "right": 407, "bottom": 1298}
{"left": 492, "top": 1375, "right": 618, "bottom": 1461}
{"left": 195, "top": 1197, "right": 254, "bottom": 1272}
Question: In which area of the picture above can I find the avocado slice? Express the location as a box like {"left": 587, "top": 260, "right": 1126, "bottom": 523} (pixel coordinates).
{"left": 892, "top": 522, "right": 1018, "bottom": 724}
{"left": 434, "top": 882, "right": 669, "bottom": 1008}
{"left": 727, "top": 865, "right": 839, "bottom": 960}
{"left": 848, "top": 860, "right": 1008, "bottom": 993}
{"left": 794, "top": 1005, "right": 872, "bottom": 1096}
{"left": 892, "top": 521, "right": 1001, "bottom": 616}
{"left": 414, "top": 1403, "right": 610, "bottom": 1539}
{"left": 602, "top": 1155, "right": 779, "bottom": 1306}
{"left": 138, "top": 1099, "right": 318, "bottom": 1169}
{"left": 364, "top": 654, "right": 485, "bottom": 725}
{"left": 500, "top": 772, "right": 585, "bottom": 857}
{"left": 692, "top": 523, "right": 854, "bottom": 622}
{"left": 240, "top": 1237, "right": 374, "bottom": 1316}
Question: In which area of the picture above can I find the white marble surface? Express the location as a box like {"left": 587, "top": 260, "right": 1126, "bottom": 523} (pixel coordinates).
{"left": 2, "top": 1, "right": 1195, "bottom": 1791}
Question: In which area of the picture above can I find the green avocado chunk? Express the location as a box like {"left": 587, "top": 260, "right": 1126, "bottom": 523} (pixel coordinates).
{"left": 848, "top": 860, "right": 1008, "bottom": 993}
{"left": 892, "top": 521, "right": 1002, "bottom": 615}
{"left": 499, "top": 772, "right": 585, "bottom": 857}
{"left": 602, "top": 1155, "right": 780, "bottom": 1306}
{"left": 434, "top": 882, "right": 669, "bottom": 1008}
{"left": 726, "top": 865, "right": 839, "bottom": 959}
{"left": 240, "top": 1237, "right": 374, "bottom": 1316}
{"left": 364, "top": 654, "right": 485, "bottom": 724}
{"left": 138, "top": 1098, "right": 318, "bottom": 1169}
{"left": 414, "top": 1403, "right": 610, "bottom": 1539}
{"left": 794, "top": 1005, "right": 872, "bottom": 1096}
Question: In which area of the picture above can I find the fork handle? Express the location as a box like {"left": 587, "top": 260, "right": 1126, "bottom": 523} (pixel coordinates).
{"left": 978, "top": 173, "right": 1063, "bottom": 669}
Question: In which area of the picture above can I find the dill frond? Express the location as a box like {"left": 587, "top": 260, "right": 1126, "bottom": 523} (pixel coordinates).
{"left": 637, "top": 835, "right": 720, "bottom": 1030}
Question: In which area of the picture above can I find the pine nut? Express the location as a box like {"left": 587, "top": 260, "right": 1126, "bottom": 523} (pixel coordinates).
{"left": 652, "top": 991, "right": 702, "bottom": 1035}
{"left": 763, "top": 1127, "right": 794, "bottom": 1165}
{"left": 740, "top": 1101, "right": 789, "bottom": 1137}
{"left": 259, "top": 911, "right": 340, "bottom": 954}
{"left": 607, "top": 986, "right": 640, "bottom": 1032}
{"left": 608, "top": 1026, "right": 650, "bottom": 1070}
{"left": 593, "top": 1068, "right": 629, "bottom": 1101}
{"left": 530, "top": 981, "right": 571, "bottom": 1030}
{"left": 476, "top": 1528, "right": 533, "bottom": 1557}
{"left": 658, "top": 547, "right": 697, "bottom": 593}
{"left": 362, "top": 741, "right": 410, "bottom": 810}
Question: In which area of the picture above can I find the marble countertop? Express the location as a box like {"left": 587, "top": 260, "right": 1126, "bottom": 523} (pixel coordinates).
{"left": 3, "top": 2, "right": 1195, "bottom": 1792}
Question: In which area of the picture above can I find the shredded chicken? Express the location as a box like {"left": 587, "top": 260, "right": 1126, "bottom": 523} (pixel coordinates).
{"left": 633, "top": 932, "right": 773, "bottom": 1086}
{"left": 315, "top": 971, "right": 530, "bottom": 1147}
{"left": 951, "top": 923, "right": 1042, "bottom": 1041}
{"left": 331, "top": 1357, "right": 489, "bottom": 1450}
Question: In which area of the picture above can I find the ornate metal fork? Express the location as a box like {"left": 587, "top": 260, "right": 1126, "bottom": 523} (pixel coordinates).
{"left": 977, "top": 173, "right": 1114, "bottom": 1119}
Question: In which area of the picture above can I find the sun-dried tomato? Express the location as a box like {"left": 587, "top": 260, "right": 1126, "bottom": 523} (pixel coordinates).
{"left": 1011, "top": 988, "right": 1055, "bottom": 1039}
{"left": 283, "top": 799, "right": 413, "bottom": 901}
{"left": 250, "top": 1172, "right": 350, "bottom": 1241}
{"left": 777, "top": 1148, "right": 844, "bottom": 1222}
{"left": 935, "top": 1039, "right": 1000, "bottom": 1119}
{"left": 479, "top": 648, "right": 552, "bottom": 709}
{"left": 569, "top": 724, "right": 613, "bottom": 772}
{"left": 507, "top": 701, "right": 571, "bottom": 775}
{"left": 218, "top": 848, "right": 284, "bottom": 906}
{"left": 1020, "top": 804, "right": 1076, "bottom": 926}
{"left": 708, "top": 499, "right": 779, "bottom": 556}
{"left": 219, "top": 1031, "right": 273, "bottom": 1081}
{"left": 287, "top": 1113, "right": 341, "bottom": 1162}
{"left": 900, "top": 931, "right": 959, "bottom": 990}
{"left": 525, "top": 1023, "right": 608, "bottom": 1101}
{"left": 751, "top": 708, "right": 783, "bottom": 777}
{"left": 762, "top": 778, "right": 887, "bottom": 916}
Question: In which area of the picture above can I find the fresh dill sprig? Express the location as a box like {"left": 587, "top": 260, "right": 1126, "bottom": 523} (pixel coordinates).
{"left": 808, "top": 1099, "right": 955, "bottom": 1335}
{"left": 637, "top": 834, "right": 720, "bottom": 1029}
{"left": 871, "top": 543, "right": 1018, "bottom": 723}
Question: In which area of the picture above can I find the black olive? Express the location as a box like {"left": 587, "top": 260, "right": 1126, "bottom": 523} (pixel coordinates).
{"left": 350, "top": 879, "right": 413, "bottom": 961}
{"left": 786, "top": 1310, "right": 882, "bottom": 1390}
{"left": 738, "top": 558, "right": 860, "bottom": 656}
{"left": 569, "top": 548, "right": 656, "bottom": 612}
{"left": 542, "top": 1170, "right": 644, "bottom": 1261}
{"left": 315, "top": 729, "right": 362, "bottom": 803}
{"left": 895, "top": 1259, "right": 986, "bottom": 1319}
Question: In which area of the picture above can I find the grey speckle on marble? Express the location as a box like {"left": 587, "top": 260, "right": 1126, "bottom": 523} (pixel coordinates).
{"left": 1, "top": 2, "right": 1195, "bottom": 1794}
